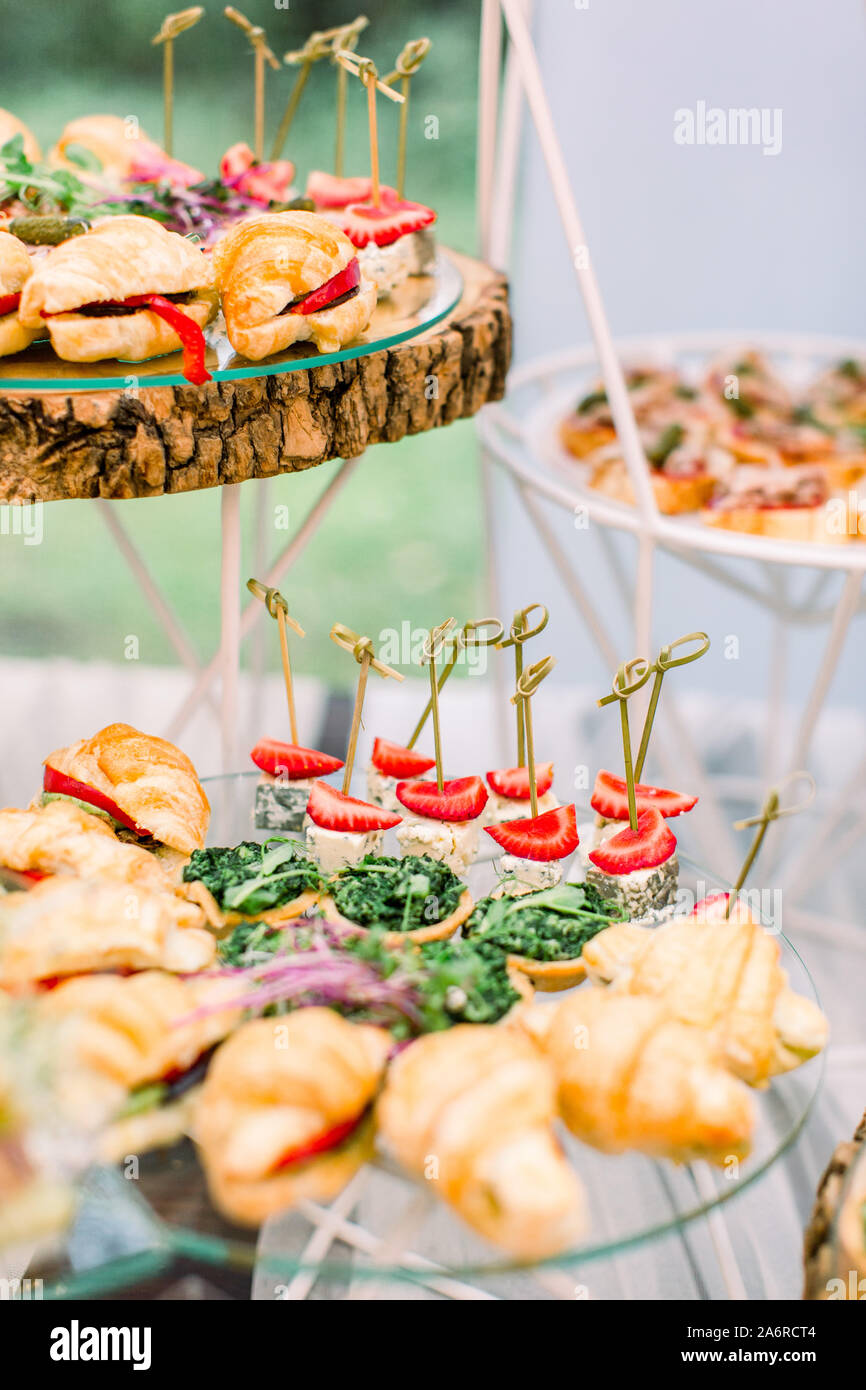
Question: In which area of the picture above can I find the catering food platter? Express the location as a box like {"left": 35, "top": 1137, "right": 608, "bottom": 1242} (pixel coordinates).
{"left": 17, "top": 776, "right": 823, "bottom": 1298}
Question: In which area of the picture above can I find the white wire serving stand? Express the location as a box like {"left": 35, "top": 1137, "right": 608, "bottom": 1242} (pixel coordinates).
{"left": 473, "top": 0, "right": 866, "bottom": 950}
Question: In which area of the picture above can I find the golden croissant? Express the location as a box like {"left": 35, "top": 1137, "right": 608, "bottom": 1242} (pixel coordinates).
{"left": 0, "top": 875, "right": 215, "bottom": 985}
{"left": 195, "top": 1009, "right": 391, "bottom": 1225}
{"left": 581, "top": 898, "right": 828, "bottom": 1086}
{"left": 0, "top": 230, "right": 39, "bottom": 358}
{"left": 376, "top": 1024, "right": 586, "bottom": 1258}
{"left": 40, "top": 969, "right": 242, "bottom": 1158}
{"left": 529, "top": 989, "right": 756, "bottom": 1165}
{"left": 0, "top": 800, "right": 182, "bottom": 893}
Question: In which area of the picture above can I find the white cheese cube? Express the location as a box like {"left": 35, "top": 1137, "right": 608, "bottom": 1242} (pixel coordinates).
{"left": 304, "top": 822, "right": 384, "bottom": 875}
{"left": 395, "top": 815, "right": 479, "bottom": 877}
{"left": 365, "top": 763, "right": 400, "bottom": 813}
{"left": 254, "top": 773, "right": 312, "bottom": 832}
{"left": 484, "top": 789, "right": 559, "bottom": 826}
{"left": 497, "top": 855, "right": 563, "bottom": 898}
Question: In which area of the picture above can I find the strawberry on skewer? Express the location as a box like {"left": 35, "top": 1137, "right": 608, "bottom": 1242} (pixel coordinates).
{"left": 485, "top": 805, "right": 579, "bottom": 897}
{"left": 304, "top": 780, "right": 401, "bottom": 875}
{"left": 252, "top": 738, "right": 345, "bottom": 834}
{"left": 366, "top": 737, "right": 436, "bottom": 812}
{"left": 395, "top": 776, "right": 488, "bottom": 878}
{"left": 484, "top": 761, "right": 559, "bottom": 827}
{"left": 584, "top": 807, "right": 680, "bottom": 922}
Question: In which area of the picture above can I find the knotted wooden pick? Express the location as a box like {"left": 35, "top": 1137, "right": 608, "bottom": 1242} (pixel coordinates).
{"left": 383, "top": 37, "right": 432, "bottom": 197}
{"left": 224, "top": 6, "right": 280, "bottom": 160}
{"left": 420, "top": 618, "right": 456, "bottom": 793}
{"left": 633, "top": 631, "right": 710, "bottom": 782}
{"left": 152, "top": 8, "right": 204, "bottom": 156}
{"left": 272, "top": 26, "right": 335, "bottom": 160}
{"left": 597, "top": 656, "right": 653, "bottom": 831}
{"left": 247, "top": 578, "right": 305, "bottom": 744}
{"left": 511, "top": 655, "right": 556, "bottom": 818}
{"left": 497, "top": 604, "right": 549, "bottom": 767}
{"left": 407, "top": 616, "right": 504, "bottom": 750}
{"left": 726, "top": 770, "right": 816, "bottom": 917}
{"left": 330, "top": 623, "right": 404, "bottom": 793}
{"left": 329, "top": 16, "right": 369, "bottom": 177}
{"left": 335, "top": 49, "right": 404, "bottom": 208}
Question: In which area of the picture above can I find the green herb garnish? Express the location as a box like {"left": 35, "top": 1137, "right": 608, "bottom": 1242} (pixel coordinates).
{"left": 725, "top": 394, "right": 755, "bottom": 420}
{"left": 792, "top": 404, "right": 835, "bottom": 435}
{"left": 646, "top": 422, "right": 685, "bottom": 468}
{"left": 184, "top": 838, "right": 322, "bottom": 916}
{"left": 328, "top": 854, "right": 464, "bottom": 932}
{"left": 464, "top": 881, "right": 623, "bottom": 962}
{"left": 0, "top": 135, "right": 94, "bottom": 217}
{"left": 576, "top": 388, "right": 608, "bottom": 415}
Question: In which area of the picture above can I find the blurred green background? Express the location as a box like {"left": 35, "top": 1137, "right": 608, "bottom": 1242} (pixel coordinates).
{"left": 0, "top": 0, "right": 484, "bottom": 688}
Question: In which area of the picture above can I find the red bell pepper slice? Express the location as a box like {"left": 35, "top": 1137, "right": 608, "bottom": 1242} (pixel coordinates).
{"left": 43, "top": 763, "right": 149, "bottom": 837}
{"left": 0, "top": 293, "right": 20, "bottom": 316}
{"left": 289, "top": 258, "right": 360, "bottom": 317}
{"left": 41, "top": 293, "right": 211, "bottom": 386}
{"left": 273, "top": 1111, "right": 365, "bottom": 1171}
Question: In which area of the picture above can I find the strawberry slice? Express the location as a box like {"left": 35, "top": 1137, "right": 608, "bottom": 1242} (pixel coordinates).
{"left": 485, "top": 804, "right": 578, "bottom": 862}
{"left": 486, "top": 762, "right": 554, "bottom": 800}
{"left": 273, "top": 1110, "right": 365, "bottom": 1170}
{"left": 587, "top": 808, "right": 676, "bottom": 875}
{"left": 590, "top": 769, "right": 697, "bottom": 821}
{"left": 306, "top": 780, "right": 401, "bottom": 833}
{"left": 337, "top": 186, "right": 436, "bottom": 249}
{"left": 305, "top": 171, "right": 373, "bottom": 208}
{"left": 250, "top": 739, "right": 344, "bottom": 781}
{"left": 395, "top": 776, "right": 488, "bottom": 823}
{"left": 371, "top": 737, "right": 436, "bottom": 779}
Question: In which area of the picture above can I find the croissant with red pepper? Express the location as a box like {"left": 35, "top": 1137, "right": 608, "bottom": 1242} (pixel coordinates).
{"left": 0, "top": 230, "right": 39, "bottom": 358}
{"left": 18, "top": 216, "right": 217, "bottom": 383}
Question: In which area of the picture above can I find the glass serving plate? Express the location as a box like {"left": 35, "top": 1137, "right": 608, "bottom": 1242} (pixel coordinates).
{"left": 0, "top": 253, "right": 463, "bottom": 392}
{"left": 26, "top": 772, "right": 824, "bottom": 1299}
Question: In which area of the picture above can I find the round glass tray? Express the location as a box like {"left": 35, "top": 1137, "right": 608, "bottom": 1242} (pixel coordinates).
{"left": 0, "top": 252, "right": 463, "bottom": 393}
{"left": 29, "top": 772, "right": 824, "bottom": 1299}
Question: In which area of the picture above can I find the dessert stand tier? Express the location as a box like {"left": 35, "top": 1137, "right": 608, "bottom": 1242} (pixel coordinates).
{"left": 0, "top": 250, "right": 509, "bottom": 501}
{"left": 26, "top": 774, "right": 823, "bottom": 1302}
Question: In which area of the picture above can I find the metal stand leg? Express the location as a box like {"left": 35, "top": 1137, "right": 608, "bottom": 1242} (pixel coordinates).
{"left": 219, "top": 484, "right": 242, "bottom": 775}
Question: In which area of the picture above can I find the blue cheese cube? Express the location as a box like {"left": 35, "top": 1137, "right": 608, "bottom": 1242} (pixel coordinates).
{"left": 304, "top": 822, "right": 384, "bottom": 875}
{"left": 585, "top": 852, "right": 679, "bottom": 921}
{"left": 254, "top": 773, "right": 312, "bottom": 832}
{"left": 497, "top": 855, "right": 563, "bottom": 898}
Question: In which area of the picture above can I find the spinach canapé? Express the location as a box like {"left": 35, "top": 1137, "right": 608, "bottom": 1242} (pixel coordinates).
{"left": 465, "top": 881, "right": 624, "bottom": 961}
{"left": 330, "top": 854, "right": 464, "bottom": 932}
{"left": 183, "top": 839, "right": 322, "bottom": 915}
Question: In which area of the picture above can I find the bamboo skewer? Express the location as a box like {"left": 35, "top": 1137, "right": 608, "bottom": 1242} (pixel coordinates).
{"left": 726, "top": 771, "right": 815, "bottom": 918}
{"left": 335, "top": 49, "right": 405, "bottom": 209}
{"left": 383, "top": 38, "right": 431, "bottom": 198}
{"left": 330, "top": 17, "right": 368, "bottom": 177}
{"left": 224, "top": 7, "right": 280, "bottom": 162}
{"left": 273, "top": 27, "right": 336, "bottom": 161}
{"left": 632, "top": 632, "right": 710, "bottom": 783}
{"left": 512, "top": 656, "right": 555, "bottom": 818}
{"left": 421, "top": 619, "right": 455, "bottom": 793}
{"left": 598, "top": 657, "right": 653, "bottom": 833}
{"left": 246, "top": 579, "right": 305, "bottom": 745}
{"left": 406, "top": 617, "right": 503, "bottom": 750}
{"left": 152, "top": 8, "right": 204, "bottom": 157}
{"left": 497, "top": 604, "right": 548, "bottom": 767}
{"left": 330, "top": 624, "right": 403, "bottom": 794}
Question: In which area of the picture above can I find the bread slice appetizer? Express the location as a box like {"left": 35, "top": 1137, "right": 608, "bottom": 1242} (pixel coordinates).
{"left": 584, "top": 806, "right": 679, "bottom": 923}
{"left": 464, "top": 875, "right": 620, "bottom": 992}
{"left": 212, "top": 210, "right": 377, "bottom": 359}
{"left": 0, "top": 229, "right": 39, "bottom": 357}
{"left": 0, "top": 875, "right": 215, "bottom": 987}
{"left": 40, "top": 722, "right": 210, "bottom": 861}
{"left": 377, "top": 1024, "right": 586, "bottom": 1258}
{"left": 589, "top": 452, "right": 716, "bottom": 515}
{"left": 331, "top": 183, "right": 437, "bottom": 296}
{"left": 304, "top": 780, "right": 401, "bottom": 875}
{"left": 319, "top": 852, "right": 473, "bottom": 947}
{"left": 804, "top": 357, "right": 866, "bottom": 431}
{"left": 250, "top": 737, "right": 344, "bottom": 833}
{"left": 39, "top": 969, "right": 242, "bottom": 1160}
{"left": 195, "top": 1009, "right": 391, "bottom": 1225}
{"left": 395, "top": 775, "right": 488, "bottom": 876}
{"left": 528, "top": 989, "right": 755, "bottom": 1165}
{"left": 484, "top": 761, "right": 559, "bottom": 827}
{"left": 182, "top": 837, "right": 323, "bottom": 928}
{"left": 702, "top": 466, "right": 850, "bottom": 544}
{"left": 581, "top": 895, "right": 828, "bottom": 1086}
{"left": 559, "top": 365, "right": 688, "bottom": 459}
{"left": 18, "top": 215, "right": 216, "bottom": 383}
{"left": 366, "top": 737, "right": 436, "bottom": 813}
{"left": 485, "top": 802, "right": 579, "bottom": 898}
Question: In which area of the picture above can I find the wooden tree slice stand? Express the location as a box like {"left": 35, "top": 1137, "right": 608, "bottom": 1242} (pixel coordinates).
{"left": 0, "top": 251, "right": 510, "bottom": 503}
{"left": 803, "top": 1108, "right": 866, "bottom": 1299}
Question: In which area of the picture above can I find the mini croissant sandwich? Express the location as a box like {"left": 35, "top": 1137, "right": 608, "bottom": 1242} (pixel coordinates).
{"left": 41, "top": 722, "right": 210, "bottom": 862}
{"left": 40, "top": 970, "right": 242, "bottom": 1160}
{"left": 377, "top": 1024, "right": 586, "bottom": 1259}
{"left": 18, "top": 216, "right": 217, "bottom": 383}
{"left": 0, "top": 876, "right": 215, "bottom": 987}
{"left": 196, "top": 1009, "right": 391, "bottom": 1225}
{"left": 213, "top": 211, "right": 377, "bottom": 360}
{"left": 0, "top": 231, "right": 39, "bottom": 358}
{"left": 0, "top": 800, "right": 184, "bottom": 894}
